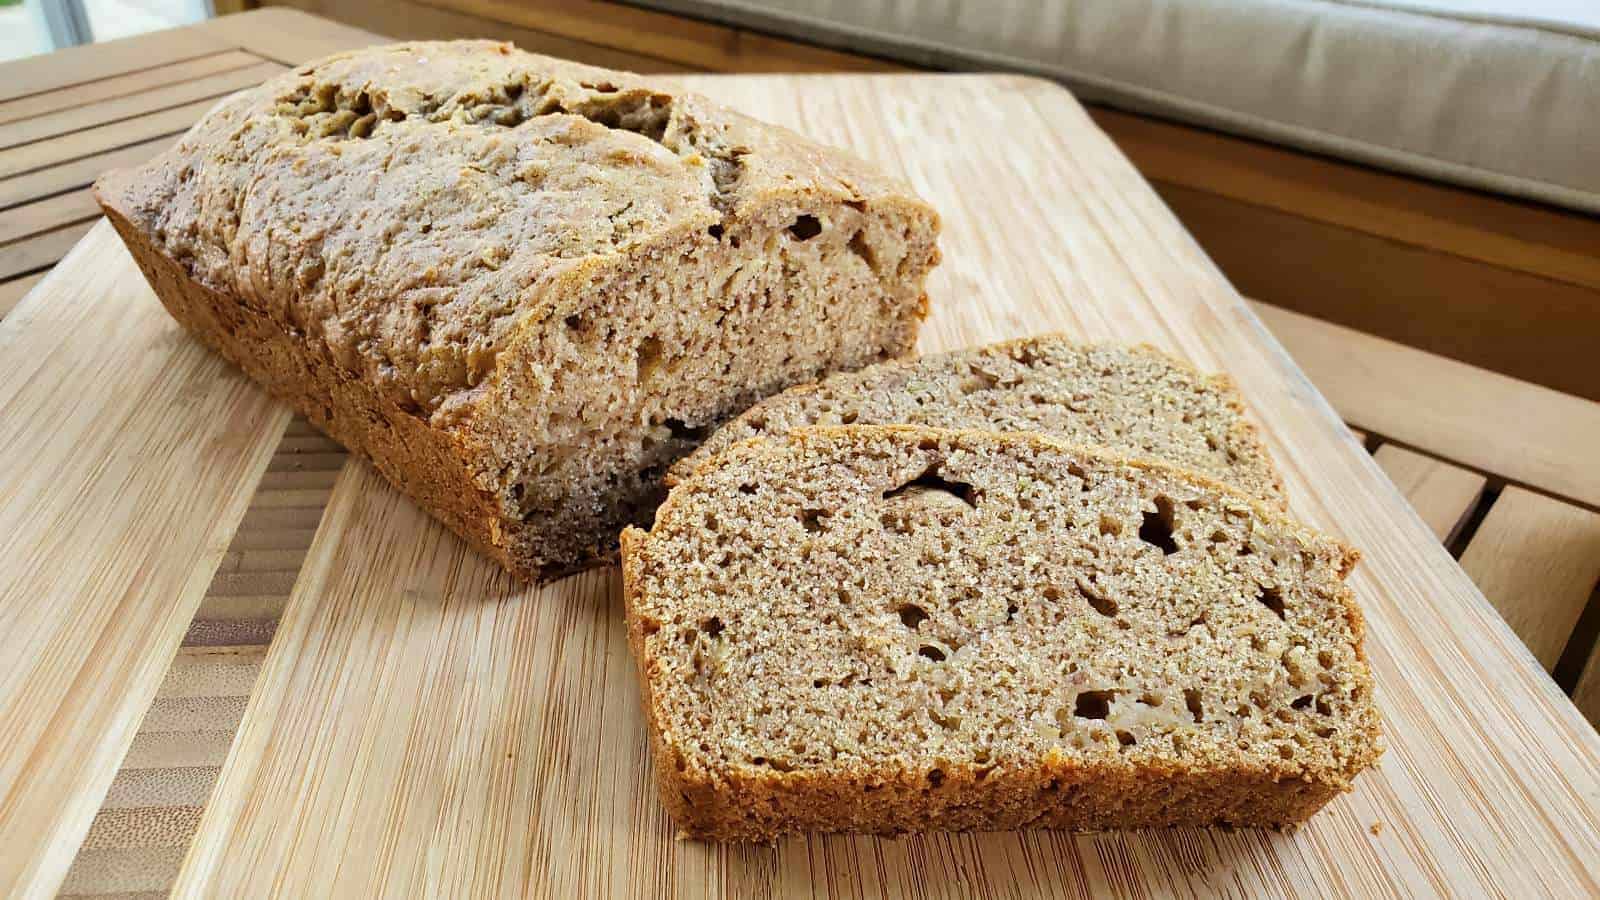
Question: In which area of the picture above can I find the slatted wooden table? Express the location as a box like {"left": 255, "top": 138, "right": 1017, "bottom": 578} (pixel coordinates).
{"left": 2, "top": 9, "right": 1598, "bottom": 899}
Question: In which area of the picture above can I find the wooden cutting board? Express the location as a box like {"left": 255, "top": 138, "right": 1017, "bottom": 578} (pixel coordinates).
{"left": 2, "top": 72, "right": 1597, "bottom": 898}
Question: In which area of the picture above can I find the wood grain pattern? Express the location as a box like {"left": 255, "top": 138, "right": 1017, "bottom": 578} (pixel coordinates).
{"left": 0, "top": 224, "right": 290, "bottom": 898}
{"left": 0, "top": 50, "right": 263, "bottom": 128}
{"left": 1372, "top": 446, "right": 1486, "bottom": 546}
{"left": 1459, "top": 489, "right": 1600, "bottom": 671}
{"left": 169, "top": 74, "right": 1600, "bottom": 898}
{"left": 0, "top": 60, "right": 287, "bottom": 151}
{"left": 1253, "top": 301, "right": 1600, "bottom": 509}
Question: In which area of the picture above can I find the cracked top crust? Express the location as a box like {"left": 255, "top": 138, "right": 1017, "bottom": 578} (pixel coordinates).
{"left": 95, "top": 40, "right": 922, "bottom": 421}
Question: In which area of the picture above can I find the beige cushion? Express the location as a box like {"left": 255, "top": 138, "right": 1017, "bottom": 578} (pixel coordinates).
{"left": 642, "top": 0, "right": 1600, "bottom": 212}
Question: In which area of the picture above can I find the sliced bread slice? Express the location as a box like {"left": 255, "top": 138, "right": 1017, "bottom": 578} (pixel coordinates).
{"left": 668, "top": 336, "right": 1286, "bottom": 507}
{"left": 624, "top": 426, "right": 1381, "bottom": 841}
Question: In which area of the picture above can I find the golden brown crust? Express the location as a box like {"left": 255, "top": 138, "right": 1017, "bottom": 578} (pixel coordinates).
{"left": 96, "top": 41, "right": 940, "bottom": 580}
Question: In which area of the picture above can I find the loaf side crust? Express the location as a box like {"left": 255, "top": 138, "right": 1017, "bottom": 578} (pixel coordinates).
{"left": 95, "top": 41, "right": 941, "bottom": 579}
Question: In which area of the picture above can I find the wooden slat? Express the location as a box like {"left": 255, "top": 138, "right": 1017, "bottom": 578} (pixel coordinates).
{"left": 0, "top": 272, "right": 45, "bottom": 318}
{"left": 1575, "top": 640, "right": 1600, "bottom": 730}
{"left": 1175, "top": 185, "right": 1599, "bottom": 401}
{"left": 172, "top": 74, "right": 1600, "bottom": 898}
{"left": 1459, "top": 488, "right": 1600, "bottom": 671}
{"left": 0, "top": 223, "right": 290, "bottom": 898}
{"left": 0, "top": 134, "right": 176, "bottom": 211}
{"left": 0, "top": 50, "right": 263, "bottom": 128}
{"left": 0, "top": 189, "right": 99, "bottom": 245}
{"left": 0, "top": 28, "right": 229, "bottom": 104}
{"left": 0, "top": 98, "right": 229, "bottom": 181}
{"left": 195, "top": 7, "right": 387, "bottom": 65}
{"left": 282, "top": 0, "right": 691, "bottom": 72}
{"left": 1091, "top": 107, "right": 1600, "bottom": 293}
{"left": 421, "top": 0, "right": 905, "bottom": 72}
{"left": 0, "top": 221, "right": 95, "bottom": 281}
{"left": 1255, "top": 300, "right": 1600, "bottom": 509}
{"left": 1373, "top": 445, "right": 1486, "bottom": 546}
{"left": 0, "top": 61, "right": 288, "bottom": 151}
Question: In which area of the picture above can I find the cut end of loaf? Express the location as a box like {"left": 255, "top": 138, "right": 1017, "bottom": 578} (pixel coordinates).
{"left": 624, "top": 426, "right": 1381, "bottom": 840}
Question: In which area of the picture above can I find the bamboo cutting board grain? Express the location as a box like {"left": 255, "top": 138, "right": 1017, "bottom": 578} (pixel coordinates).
{"left": 4, "top": 73, "right": 1599, "bottom": 898}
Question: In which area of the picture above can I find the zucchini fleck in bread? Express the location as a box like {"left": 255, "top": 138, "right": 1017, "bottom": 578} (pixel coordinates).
{"left": 670, "top": 336, "right": 1286, "bottom": 507}
{"left": 623, "top": 427, "right": 1381, "bottom": 840}
{"left": 94, "top": 41, "right": 939, "bottom": 580}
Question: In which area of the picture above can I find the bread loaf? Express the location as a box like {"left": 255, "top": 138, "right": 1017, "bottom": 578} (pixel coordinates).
{"left": 95, "top": 41, "right": 940, "bottom": 580}
{"left": 623, "top": 426, "right": 1381, "bottom": 840}
{"left": 672, "top": 336, "right": 1285, "bottom": 505}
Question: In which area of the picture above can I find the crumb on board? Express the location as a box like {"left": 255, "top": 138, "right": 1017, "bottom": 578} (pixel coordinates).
{"left": 1370, "top": 821, "right": 1384, "bottom": 836}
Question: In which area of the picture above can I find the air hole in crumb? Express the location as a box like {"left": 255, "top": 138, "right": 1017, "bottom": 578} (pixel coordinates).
{"left": 1258, "top": 586, "right": 1286, "bottom": 619}
{"left": 1278, "top": 745, "right": 1295, "bottom": 760}
{"left": 898, "top": 604, "right": 929, "bottom": 629}
{"left": 1210, "top": 530, "right": 1229, "bottom": 544}
{"left": 927, "top": 768, "right": 945, "bottom": 788}
{"left": 1074, "top": 690, "right": 1116, "bottom": 720}
{"left": 635, "top": 337, "right": 664, "bottom": 383}
{"left": 738, "top": 483, "right": 756, "bottom": 495}
{"left": 847, "top": 230, "right": 877, "bottom": 270}
{"left": 1184, "top": 689, "right": 1204, "bottom": 723}
{"left": 707, "top": 224, "right": 724, "bottom": 239}
{"left": 918, "top": 645, "right": 946, "bottom": 662}
{"left": 883, "top": 465, "right": 977, "bottom": 508}
{"left": 1138, "top": 693, "right": 1161, "bottom": 707}
{"left": 1098, "top": 515, "right": 1121, "bottom": 537}
{"left": 788, "top": 215, "right": 822, "bottom": 240}
{"left": 1317, "top": 650, "right": 1335, "bottom": 668}
{"left": 800, "top": 508, "right": 828, "bottom": 532}
{"left": 1315, "top": 696, "right": 1334, "bottom": 717}
{"left": 1315, "top": 726, "right": 1335, "bottom": 738}
{"left": 1116, "top": 730, "right": 1136, "bottom": 747}
{"left": 1081, "top": 586, "right": 1117, "bottom": 618}
{"left": 700, "top": 616, "right": 724, "bottom": 638}
{"left": 1042, "top": 586, "right": 1062, "bottom": 601}
{"left": 1068, "top": 462, "right": 1089, "bottom": 489}
{"left": 839, "top": 410, "right": 859, "bottom": 424}
{"left": 1292, "top": 695, "right": 1314, "bottom": 710}
{"left": 703, "top": 513, "right": 718, "bottom": 532}
{"left": 564, "top": 314, "right": 584, "bottom": 331}
{"left": 1139, "top": 496, "right": 1180, "bottom": 555}
{"left": 664, "top": 418, "right": 707, "bottom": 441}
{"left": 1185, "top": 498, "right": 1205, "bottom": 511}
{"left": 1006, "top": 603, "right": 1018, "bottom": 623}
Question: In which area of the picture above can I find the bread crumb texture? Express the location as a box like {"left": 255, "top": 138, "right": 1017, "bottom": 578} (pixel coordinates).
{"left": 624, "top": 426, "right": 1381, "bottom": 841}
{"left": 96, "top": 40, "right": 939, "bottom": 579}
{"left": 674, "top": 336, "right": 1285, "bottom": 506}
